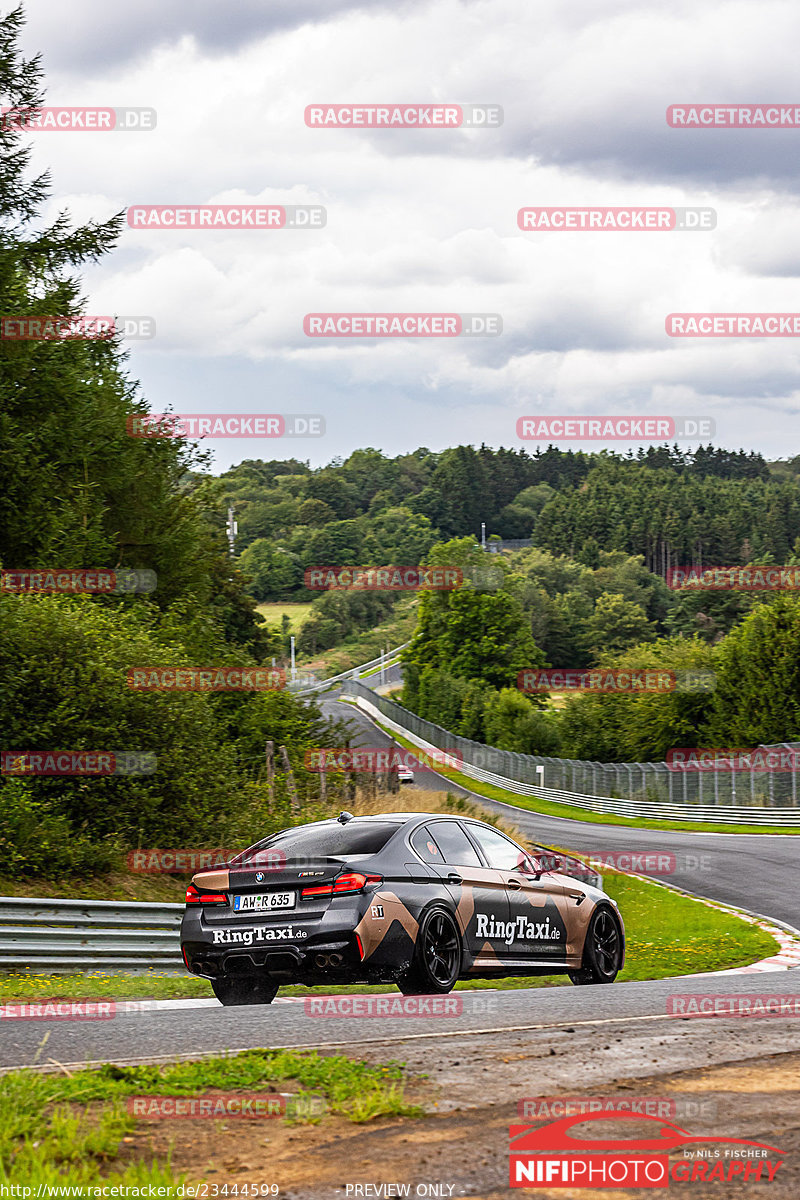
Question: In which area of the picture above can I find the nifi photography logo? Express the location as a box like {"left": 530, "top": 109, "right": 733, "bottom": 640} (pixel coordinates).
{"left": 509, "top": 1111, "right": 785, "bottom": 1188}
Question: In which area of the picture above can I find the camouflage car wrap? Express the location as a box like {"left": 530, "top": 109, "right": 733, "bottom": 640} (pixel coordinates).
{"left": 180, "top": 813, "right": 625, "bottom": 992}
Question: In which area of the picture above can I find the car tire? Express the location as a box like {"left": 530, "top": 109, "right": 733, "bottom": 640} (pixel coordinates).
{"left": 211, "top": 975, "right": 279, "bottom": 1006}
{"left": 397, "top": 906, "right": 462, "bottom": 995}
{"left": 569, "top": 906, "right": 622, "bottom": 985}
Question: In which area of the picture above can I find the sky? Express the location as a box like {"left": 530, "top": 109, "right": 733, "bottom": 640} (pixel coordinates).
{"left": 17, "top": 0, "right": 800, "bottom": 470}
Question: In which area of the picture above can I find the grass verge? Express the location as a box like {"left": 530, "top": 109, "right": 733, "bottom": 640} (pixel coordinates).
{"left": 0, "top": 1049, "right": 420, "bottom": 1188}
{"left": 352, "top": 703, "right": 800, "bottom": 835}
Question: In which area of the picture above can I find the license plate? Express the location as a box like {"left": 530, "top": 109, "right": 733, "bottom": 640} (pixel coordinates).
{"left": 233, "top": 891, "right": 295, "bottom": 912}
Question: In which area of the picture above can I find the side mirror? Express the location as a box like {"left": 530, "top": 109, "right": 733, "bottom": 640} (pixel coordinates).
{"left": 525, "top": 856, "right": 544, "bottom": 879}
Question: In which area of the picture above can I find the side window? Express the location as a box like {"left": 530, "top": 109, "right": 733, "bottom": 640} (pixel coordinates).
{"left": 410, "top": 825, "right": 443, "bottom": 864}
{"left": 467, "top": 824, "right": 528, "bottom": 872}
{"left": 427, "top": 820, "right": 482, "bottom": 867}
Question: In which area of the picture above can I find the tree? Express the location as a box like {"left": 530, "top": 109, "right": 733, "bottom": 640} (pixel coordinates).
{"left": 0, "top": 6, "right": 267, "bottom": 651}
{"left": 405, "top": 589, "right": 543, "bottom": 695}
{"left": 483, "top": 689, "right": 561, "bottom": 754}
{"left": 558, "top": 636, "right": 716, "bottom": 762}
{"left": 302, "top": 520, "right": 366, "bottom": 568}
{"left": 297, "top": 498, "right": 335, "bottom": 527}
{"left": 304, "top": 471, "right": 359, "bottom": 519}
{"left": 703, "top": 595, "right": 800, "bottom": 746}
{"left": 364, "top": 506, "right": 438, "bottom": 563}
{"left": 238, "top": 539, "right": 302, "bottom": 601}
{"left": 585, "top": 593, "right": 655, "bottom": 658}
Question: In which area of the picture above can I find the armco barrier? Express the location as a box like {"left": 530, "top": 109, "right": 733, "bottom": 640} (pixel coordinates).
{"left": 344, "top": 681, "right": 800, "bottom": 826}
{"left": 289, "top": 642, "right": 409, "bottom": 696}
{"left": 0, "top": 897, "right": 184, "bottom": 973}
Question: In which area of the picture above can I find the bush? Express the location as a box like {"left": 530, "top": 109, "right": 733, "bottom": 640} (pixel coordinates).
{"left": 0, "top": 779, "right": 110, "bottom": 876}
{"left": 0, "top": 593, "right": 343, "bottom": 875}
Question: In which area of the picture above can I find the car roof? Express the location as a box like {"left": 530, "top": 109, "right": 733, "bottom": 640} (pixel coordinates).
{"left": 281, "top": 812, "right": 494, "bottom": 828}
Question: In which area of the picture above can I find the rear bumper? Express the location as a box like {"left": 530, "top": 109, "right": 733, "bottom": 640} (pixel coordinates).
{"left": 182, "top": 936, "right": 357, "bottom": 979}
{"left": 180, "top": 902, "right": 399, "bottom": 982}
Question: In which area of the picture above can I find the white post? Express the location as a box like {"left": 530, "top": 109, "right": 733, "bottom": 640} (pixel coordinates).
{"left": 226, "top": 506, "right": 237, "bottom": 556}
{"left": 290, "top": 635, "right": 296, "bottom": 682}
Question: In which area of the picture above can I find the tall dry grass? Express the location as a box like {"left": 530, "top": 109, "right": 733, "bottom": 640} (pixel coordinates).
{"left": 346, "top": 786, "right": 524, "bottom": 841}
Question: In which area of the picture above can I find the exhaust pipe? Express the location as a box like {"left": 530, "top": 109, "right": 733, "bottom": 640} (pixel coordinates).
{"left": 314, "top": 952, "right": 344, "bottom": 969}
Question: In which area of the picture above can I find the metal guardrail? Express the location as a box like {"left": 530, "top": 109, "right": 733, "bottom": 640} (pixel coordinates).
{"left": 0, "top": 897, "right": 184, "bottom": 973}
{"left": 290, "top": 642, "right": 410, "bottom": 696}
{"left": 346, "top": 682, "right": 800, "bottom": 826}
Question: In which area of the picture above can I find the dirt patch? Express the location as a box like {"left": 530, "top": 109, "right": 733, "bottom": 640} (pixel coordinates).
{"left": 114, "top": 1049, "right": 800, "bottom": 1200}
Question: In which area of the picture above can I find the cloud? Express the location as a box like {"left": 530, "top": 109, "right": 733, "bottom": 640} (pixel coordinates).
{"left": 21, "top": 0, "right": 425, "bottom": 72}
{"left": 13, "top": 0, "right": 800, "bottom": 463}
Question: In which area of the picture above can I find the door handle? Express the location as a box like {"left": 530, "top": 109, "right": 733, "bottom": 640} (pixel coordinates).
{"left": 445, "top": 872, "right": 462, "bottom": 885}
{"left": 506, "top": 877, "right": 522, "bottom": 890}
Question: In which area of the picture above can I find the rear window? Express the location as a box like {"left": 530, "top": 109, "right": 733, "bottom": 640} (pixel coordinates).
{"left": 426, "top": 820, "right": 481, "bottom": 866}
{"left": 410, "top": 825, "right": 443, "bottom": 864}
{"left": 241, "top": 822, "right": 401, "bottom": 860}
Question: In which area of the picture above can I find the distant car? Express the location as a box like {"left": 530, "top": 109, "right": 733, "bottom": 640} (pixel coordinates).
{"left": 397, "top": 765, "right": 415, "bottom": 784}
{"left": 180, "top": 812, "right": 625, "bottom": 1005}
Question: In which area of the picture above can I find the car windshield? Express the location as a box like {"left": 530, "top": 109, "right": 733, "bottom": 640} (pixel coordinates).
{"left": 236, "top": 821, "right": 401, "bottom": 862}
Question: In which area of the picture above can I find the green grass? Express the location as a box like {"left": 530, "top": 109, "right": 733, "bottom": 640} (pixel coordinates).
{"left": 302, "top": 598, "right": 418, "bottom": 679}
{"left": 255, "top": 601, "right": 313, "bottom": 632}
{"left": 358, "top": 709, "right": 800, "bottom": 835}
{"left": 0, "top": 869, "right": 779, "bottom": 1004}
{"left": 0, "top": 1050, "right": 420, "bottom": 1189}
{"left": 607, "top": 873, "right": 778, "bottom": 980}
{"left": 0, "top": 872, "right": 189, "bottom": 902}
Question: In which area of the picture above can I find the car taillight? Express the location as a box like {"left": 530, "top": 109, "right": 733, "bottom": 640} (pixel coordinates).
{"left": 185, "top": 884, "right": 227, "bottom": 905}
{"left": 300, "top": 872, "right": 382, "bottom": 900}
{"left": 300, "top": 882, "right": 333, "bottom": 899}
